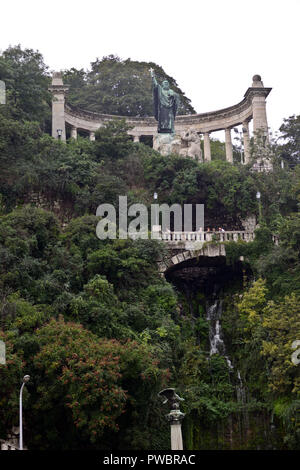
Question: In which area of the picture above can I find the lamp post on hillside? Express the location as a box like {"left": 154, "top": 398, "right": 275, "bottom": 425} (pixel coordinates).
{"left": 158, "top": 388, "right": 185, "bottom": 450}
{"left": 256, "top": 191, "right": 262, "bottom": 224}
{"left": 152, "top": 192, "right": 161, "bottom": 239}
{"left": 19, "top": 375, "right": 30, "bottom": 450}
{"left": 153, "top": 192, "right": 158, "bottom": 226}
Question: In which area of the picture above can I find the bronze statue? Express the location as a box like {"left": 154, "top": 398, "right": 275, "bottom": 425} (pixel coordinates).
{"left": 150, "top": 68, "right": 180, "bottom": 134}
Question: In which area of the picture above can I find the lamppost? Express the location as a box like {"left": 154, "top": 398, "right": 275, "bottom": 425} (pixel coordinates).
{"left": 256, "top": 191, "right": 262, "bottom": 223}
{"left": 19, "top": 375, "right": 30, "bottom": 450}
{"left": 158, "top": 388, "right": 185, "bottom": 450}
{"left": 153, "top": 192, "right": 158, "bottom": 226}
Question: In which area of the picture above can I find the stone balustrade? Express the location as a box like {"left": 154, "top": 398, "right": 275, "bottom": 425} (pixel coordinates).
{"left": 161, "top": 230, "right": 255, "bottom": 243}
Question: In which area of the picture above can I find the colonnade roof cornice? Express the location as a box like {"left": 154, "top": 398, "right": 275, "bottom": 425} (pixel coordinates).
{"left": 65, "top": 99, "right": 250, "bottom": 128}
{"left": 64, "top": 84, "right": 272, "bottom": 134}
{"left": 244, "top": 87, "right": 272, "bottom": 100}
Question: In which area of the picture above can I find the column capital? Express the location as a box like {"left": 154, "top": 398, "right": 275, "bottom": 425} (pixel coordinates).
{"left": 48, "top": 72, "right": 69, "bottom": 96}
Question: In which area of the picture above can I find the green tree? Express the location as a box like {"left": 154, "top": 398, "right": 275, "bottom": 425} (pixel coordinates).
{"left": 0, "top": 45, "right": 50, "bottom": 128}
{"left": 64, "top": 55, "right": 195, "bottom": 116}
{"left": 279, "top": 115, "right": 300, "bottom": 165}
{"left": 29, "top": 317, "right": 168, "bottom": 449}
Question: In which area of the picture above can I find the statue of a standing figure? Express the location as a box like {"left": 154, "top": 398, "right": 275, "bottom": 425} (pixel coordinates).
{"left": 150, "top": 69, "right": 180, "bottom": 134}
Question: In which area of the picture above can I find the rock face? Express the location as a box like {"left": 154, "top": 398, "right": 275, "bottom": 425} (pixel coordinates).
{"left": 153, "top": 133, "right": 182, "bottom": 156}
{"left": 153, "top": 130, "right": 202, "bottom": 160}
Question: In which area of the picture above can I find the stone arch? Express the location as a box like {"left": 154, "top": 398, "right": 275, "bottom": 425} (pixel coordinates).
{"left": 158, "top": 244, "right": 227, "bottom": 275}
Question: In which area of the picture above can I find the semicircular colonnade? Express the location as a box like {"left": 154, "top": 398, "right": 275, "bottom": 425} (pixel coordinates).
{"left": 49, "top": 73, "right": 271, "bottom": 164}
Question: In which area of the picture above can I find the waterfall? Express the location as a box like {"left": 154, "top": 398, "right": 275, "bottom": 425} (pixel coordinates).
{"left": 206, "top": 297, "right": 233, "bottom": 369}
{"left": 236, "top": 370, "right": 246, "bottom": 403}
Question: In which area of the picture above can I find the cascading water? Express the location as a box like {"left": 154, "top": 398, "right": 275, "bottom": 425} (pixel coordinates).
{"left": 206, "top": 297, "right": 233, "bottom": 369}
{"left": 206, "top": 294, "right": 250, "bottom": 445}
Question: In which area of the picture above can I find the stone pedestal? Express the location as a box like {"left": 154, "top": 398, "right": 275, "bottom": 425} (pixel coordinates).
{"left": 167, "top": 409, "right": 185, "bottom": 450}
{"left": 153, "top": 133, "right": 182, "bottom": 156}
{"left": 170, "top": 422, "right": 183, "bottom": 450}
{"left": 153, "top": 131, "right": 202, "bottom": 161}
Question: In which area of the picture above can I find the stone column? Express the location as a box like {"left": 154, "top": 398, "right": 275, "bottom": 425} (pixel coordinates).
{"left": 203, "top": 132, "right": 211, "bottom": 161}
{"left": 133, "top": 135, "right": 140, "bottom": 143}
{"left": 251, "top": 75, "right": 269, "bottom": 139}
{"left": 170, "top": 420, "right": 184, "bottom": 450}
{"left": 70, "top": 127, "right": 77, "bottom": 139}
{"left": 89, "top": 131, "right": 95, "bottom": 141}
{"left": 225, "top": 128, "right": 233, "bottom": 163}
{"left": 48, "top": 72, "right": 69, "bottom": 141}
{"left": 242, "top": 121, "right": 251, "bottom": 164}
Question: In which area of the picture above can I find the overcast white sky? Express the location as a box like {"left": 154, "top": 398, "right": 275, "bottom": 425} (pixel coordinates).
{"left": 1, "top": 0, "right": 299, "bottom": 136}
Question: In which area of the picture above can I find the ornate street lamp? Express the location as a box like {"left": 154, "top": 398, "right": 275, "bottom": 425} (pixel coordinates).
{"left": 158, "top": 388, "right": 185, "bottom": 450}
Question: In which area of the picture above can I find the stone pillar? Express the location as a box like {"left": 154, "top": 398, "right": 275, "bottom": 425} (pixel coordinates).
{"left": 251, "top": 75, "right": 269, "bottom": 138}
{"left": 133, "top": 135, "right": 140, "bottom": 143}
{"left": 89, "top": 131, "right": 95, "bottom": 141}
{"left": 48, "top": 72, "right": 69, "bottom": 141}
{"left": 170, "top": 421, "right": 183, "bottom": 450}
{"left": 203, "top": 132, "right": 211, "bottom": 161}
{"left": 242, "top": 121, "right": 251, "bottom": 164}
{"left": 70, "top": 127, "right": 77, "bottom": 139}
{"left": 225, "top": 128, "right": 233, "bottom": 163}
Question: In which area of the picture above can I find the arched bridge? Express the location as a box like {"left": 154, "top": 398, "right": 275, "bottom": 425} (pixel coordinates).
{"left": 155, "top": 230, "right": 278, "bottom": 275}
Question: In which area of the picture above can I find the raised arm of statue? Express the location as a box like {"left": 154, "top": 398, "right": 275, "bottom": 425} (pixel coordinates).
{"left": 150, "top": 68, "right": 158, "bottom": 87}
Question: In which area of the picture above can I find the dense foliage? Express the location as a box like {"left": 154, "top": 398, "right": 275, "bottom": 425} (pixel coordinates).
{"left": 63, "top": 55, "right": 195, "bottom": 116}
{"left": 0, "top": 45, "right": 299, "bottom": 450}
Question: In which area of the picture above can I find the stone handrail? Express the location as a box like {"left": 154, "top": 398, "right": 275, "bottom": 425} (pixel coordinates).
{"left": 161, "top": 231, "right": 255, "bottom": 243}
